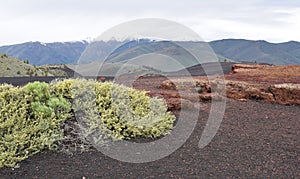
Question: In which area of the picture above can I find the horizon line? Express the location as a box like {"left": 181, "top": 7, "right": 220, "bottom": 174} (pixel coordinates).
{"left": 1, "top": 38, "right": 299, "bottom": 46}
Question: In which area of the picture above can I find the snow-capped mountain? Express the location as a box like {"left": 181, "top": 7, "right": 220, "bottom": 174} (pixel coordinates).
{"left": 0, "top": 41, "right": 89, "bottom": 65}
{"left": 0, "top": 39, "right": 300, "bottom": 66}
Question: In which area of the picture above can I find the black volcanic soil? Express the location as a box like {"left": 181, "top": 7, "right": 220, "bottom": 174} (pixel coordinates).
{"left": 1, "top": 74, "right": 300, "bottom": 178}
{"left": 177, "top": 62, "right": 235, "bottom": 76}
{"left": 0, "top": 99, "right": 299, "bottom": 178}
{"left": 0, "top": 77, "right": 66, "bottom": 86}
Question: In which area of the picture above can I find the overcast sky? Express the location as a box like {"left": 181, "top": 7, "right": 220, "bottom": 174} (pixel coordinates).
{"left": 1, "top": 0, "right": 300, "bottom": 45}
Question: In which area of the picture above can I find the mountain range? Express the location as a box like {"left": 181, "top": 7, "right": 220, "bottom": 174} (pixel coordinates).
{"left": 0, "top": 39, "right": 300, "bottom": 66}
{"left": 0, "top": 41, "right": 88, "bottom": 65}
{"left": 210, "top": 39, "right": 300, "bottom": 65}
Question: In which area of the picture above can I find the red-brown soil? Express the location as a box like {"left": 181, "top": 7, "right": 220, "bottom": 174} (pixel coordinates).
{"left": 159, "top": 64, "right": 300, "bottom": 107}
{"left": 228, "top": 64, "right": 300, "bottom": 84}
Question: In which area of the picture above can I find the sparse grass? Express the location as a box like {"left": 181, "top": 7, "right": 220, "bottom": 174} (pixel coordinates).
{"left": 0, "top": 54, "right": 70, "bottom": 77}
{"left": 0, "top": 54, "right": 47, "bottom": 77}
{"left": 38, "top": 65, "right": 67, "bottom": 77}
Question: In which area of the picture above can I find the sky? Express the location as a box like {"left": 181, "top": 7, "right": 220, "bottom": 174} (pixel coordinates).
{"left": 1, "top": 0, "right": 300, "bottom": 45}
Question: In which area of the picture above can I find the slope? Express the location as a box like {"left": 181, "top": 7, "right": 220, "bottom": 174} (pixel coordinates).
{"left": 0, "top": 41, "right": 88, "bottom": 65}
{"left": 209, "top": 39, "right": 300, "bottom": 65}
{"left": 0, "top": 53, "right": 47, "bottom": 77}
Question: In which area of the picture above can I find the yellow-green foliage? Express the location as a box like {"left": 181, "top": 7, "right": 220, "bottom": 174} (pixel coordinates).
{"left": 0, "top": 79, "right": 175, "bottom": 168}
{"left": 0, "top": 82, "right": 71, "bottom": 168}
{"left": 51, "top": 79, "right": 176, "bottom": 140}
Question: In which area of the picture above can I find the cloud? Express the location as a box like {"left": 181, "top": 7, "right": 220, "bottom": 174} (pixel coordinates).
{"left": 0, "top": 0, "right": 299, "bottom": 45}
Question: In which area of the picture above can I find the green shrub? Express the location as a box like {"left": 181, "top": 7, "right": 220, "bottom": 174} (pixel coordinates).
{"left": 94, "top": 82, "right": 175, "bottom": 139}
{"left": 0, "top": 82, "right": 71, "bottom": 168}
{"left": 0, "top": 79, "right": 176, "bottom": 168}
{"left": 0, "top": 84, "right": 14, "bottom": 93}
{"left": 51, "top": 79, "right": 176, "bottom": 140}
{"left": 50, "top": 79, "right": 74, "bottom": 100}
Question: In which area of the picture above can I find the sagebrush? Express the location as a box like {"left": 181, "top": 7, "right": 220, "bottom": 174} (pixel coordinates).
{"left": 0, "top": 79, "right": 176, "bottom": 168}
{"left": 0, "top": 82, "right": 70, "bottom": 168}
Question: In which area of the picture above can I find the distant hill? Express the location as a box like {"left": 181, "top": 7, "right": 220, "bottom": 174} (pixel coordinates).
{"left": 276, "top": 41, "right": 300, "bottom": 60}
{"left": 209, "top": 39, "right": 300, "bottom": 65}
{"left": 0, "top": 41, "right": 88, "bottom": 65}
{"left": 0, "top": 53, "right": 73, "bottom": 77}
{"left": 0, "top": 53, "right": 47, "bottom": 77}
{"left": 0, "top": 39, "right": 300, "bottom": 67}
{"left": 76, "top": 40, "right": 123, "bottom": 64}
{"left": 104, "top": 40, "right": 230, "bottom": 72}
{"left": 175, "top": 62, "right": 236, "bottom": 76}
{"left": 66, "top": 61, "right": 161, "bottom": 77}
{"left": 104, "top": 41, "right": 198, "bottom": 72}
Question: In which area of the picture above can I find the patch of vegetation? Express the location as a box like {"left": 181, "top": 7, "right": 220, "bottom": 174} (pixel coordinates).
{"left": 52, "top": 79, "right": 175, "bottom": 140}
{"left": 0, "top": 79, "right": 176, "bottom": 168}
{"left": 34, "top": 65, "right": 69, "bottom": 77}
{"left": 0, "top": 54, "right": 48, "bottom": 77}
{"left": 0, "top": 82, "right": 71, "bottom": 168}
{"left": 0, "top": 54, "right": 8, "bottom": 58}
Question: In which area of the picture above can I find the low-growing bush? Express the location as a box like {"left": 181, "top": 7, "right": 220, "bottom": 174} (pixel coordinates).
{"left": 0, "top": 82, "right": 71, "bottom": 168}
{"left": 51, "top": 79, "right": 176, "bottom": 140}
{"left": 0, "top": 79, "right": 176, "bottom": 168}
